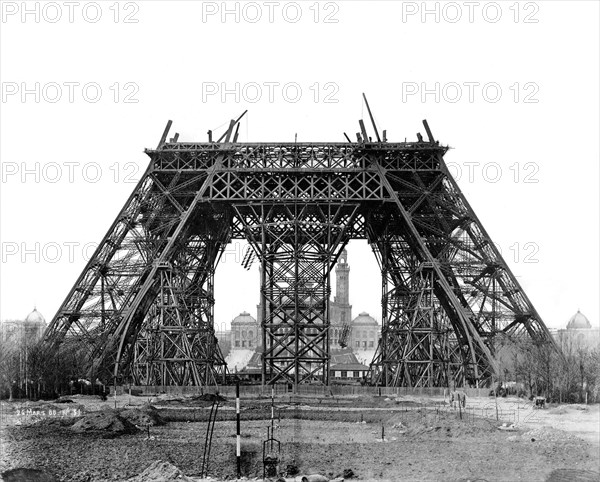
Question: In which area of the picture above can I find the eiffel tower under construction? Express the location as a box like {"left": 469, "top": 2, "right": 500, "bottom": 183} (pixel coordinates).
{"left": 43, "top": 98, "right": 557, "bottom": 389}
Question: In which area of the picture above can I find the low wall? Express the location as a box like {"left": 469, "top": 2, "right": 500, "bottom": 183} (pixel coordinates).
{"left": 117, "top": 384, "right": 490, "bottom": 398}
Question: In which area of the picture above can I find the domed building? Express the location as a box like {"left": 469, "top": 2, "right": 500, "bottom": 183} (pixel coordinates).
{"left": 555, "top": 310, "right": 599, "bottom": 350}
{"left": 566, "top": 310, "right": 592, "bottom": 330}
{"left": 23, "top": 307, "right": 47, "bottom": 339}
{"left": 231, "top": 311, "right": 260, "bottom": 350}
{"left": 350, "top": 312, "right": 379, "bottom": 351}
{"left": 0, "top": 307, "right": 47, "bottom": 343}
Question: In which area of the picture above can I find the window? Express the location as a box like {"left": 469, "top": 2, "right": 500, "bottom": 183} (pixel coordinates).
{"left": 353, "top": 371, "right": 360, "bottom": 378}
{"left": 363, "top": 331, "right": 367, "bottom": 338}
{"left": 341, "top": 312, "right": 346, "bottom": 322}
{"left": 341, "top": 371, "right": 347, "bottom": 378}
{"left": 235, "top": 341, "right": 240, "bottom": 347}
{"left": 249, "top": 340, "right": 253, "bottom": 347}
{"left": 369, "top": 341, "right": 374, "bottom": 348}
{"left": 242, "top": 340, "right": 246, "bottom": 347}
{"left": 356, "top": 341, "right": 360, "bottom": 347}
{"left": 242, "top": 330, "right": 247, "bottom": 338}
{"left": 363, "top": 341, "right": 367, "bottom": 347}
{"left": 248, "top": 330, "right": 253, "bottom": 338}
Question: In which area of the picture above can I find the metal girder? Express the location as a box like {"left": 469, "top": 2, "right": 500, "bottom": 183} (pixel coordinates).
{"left": 42, "top": 124, "right": 557, "bottom": 388}
{"left": 43, "top": 160, "right": 230, "bottom": 385}
{"left": 234, "top": 203, "right": 359, "bottom": 388}
{"left": 365, "top": 149, "right": 557, "bottom": 387}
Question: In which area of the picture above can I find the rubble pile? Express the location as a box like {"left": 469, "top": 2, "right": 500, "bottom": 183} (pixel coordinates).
{"left": 127, "top": 461, "right": 194, "bottom": 481}
{"left": 70, "top": 409, "right": 138, "bottom": 435}
{"left": 120, "top": 404, "right": 166, "bottom": 427}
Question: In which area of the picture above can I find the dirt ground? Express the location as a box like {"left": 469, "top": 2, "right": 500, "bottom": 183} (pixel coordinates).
{"left": 0, "top": 393, "right": 598, "bottom": 481}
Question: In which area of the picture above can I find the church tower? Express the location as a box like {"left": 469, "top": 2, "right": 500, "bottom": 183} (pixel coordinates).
{"left": 330, "top": 249, "right": 352, "bottom": 347}
{"left": 334, "top": 249, "right": 350, "bottom": 307}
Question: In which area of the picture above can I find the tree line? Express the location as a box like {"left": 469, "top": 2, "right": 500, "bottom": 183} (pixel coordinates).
{"left": 1, "top": 331, "right": 598, "bottom": 402}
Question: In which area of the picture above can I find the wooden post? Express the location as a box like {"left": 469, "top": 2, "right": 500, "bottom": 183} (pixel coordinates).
{"left": 495, "top": 391, "right": 499, "bottom": 421}
{"left": 236, "top": 382, "right": 241, "bottom": 479}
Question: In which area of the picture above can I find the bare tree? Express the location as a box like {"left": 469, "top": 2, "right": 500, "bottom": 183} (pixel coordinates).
{"left": 0, "top": 337, "right": 20, "bottom": 400}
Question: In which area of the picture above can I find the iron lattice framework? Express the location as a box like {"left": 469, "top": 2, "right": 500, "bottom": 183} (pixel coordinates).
{"left": 43, "top": 112, "right": 557, "bottom": 387}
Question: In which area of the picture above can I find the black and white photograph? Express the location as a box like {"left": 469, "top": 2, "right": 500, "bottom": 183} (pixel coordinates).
{"left": 1, "top": 1, "right": 599, "bottom": 481}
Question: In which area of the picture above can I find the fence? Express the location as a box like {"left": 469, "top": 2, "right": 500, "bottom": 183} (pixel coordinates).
{"left": 118, "top": 384, "right": 490, "bottom": 399}
{"left": 118, "top": 384, "right": 543, "bottom": 425}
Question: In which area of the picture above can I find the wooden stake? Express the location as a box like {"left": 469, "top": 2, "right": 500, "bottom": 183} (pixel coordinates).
{"left": 236, "top": 383, "right": 241, "bottom": 479}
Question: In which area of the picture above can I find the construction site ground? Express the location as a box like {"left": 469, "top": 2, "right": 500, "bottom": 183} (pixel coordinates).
{"left": 0, "top": 392, "right": 598, "bottom": 482}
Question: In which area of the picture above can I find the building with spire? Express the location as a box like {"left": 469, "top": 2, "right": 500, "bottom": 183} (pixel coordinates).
{"left": 330, "top": 249, "right": 352, "bottom": 346}
{"left": 219, "top": 249, "right": 381, "bottom": 374}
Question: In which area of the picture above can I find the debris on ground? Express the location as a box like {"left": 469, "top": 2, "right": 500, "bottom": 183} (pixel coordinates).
{"left": 549, "top": 407, "right": 569, "bottom": 415}
{"left": 497, "top": 423, "right": 517, "bottom": 431}
{"left": 341, "top": 469, "right": 355, "bottom": 478}
{"left": 523, "top": 427, "right": 577, "bottom": 443}
{"left": 127, "top": 460, "right": 194, "bottom": 481}
{"left": 284, "top": 464, "right": 299, "bottom": 477}
{"left": 303, "top": 475, "right": 329, "bottom": 482}
{"left": 192, "top": 393, "right": 227, "bottom": 402}
{"left": 2, "top": 394, "right": 597, "bottom": 482}
{"left": 0, "top": 468, "right": 58, "bottom": 482}
{"left": 70, "top": 409, "right": 138, "bottom": 435}
{"left": 545, "top": 468, "right": 600, "bottom": 482}
{"left": 29, "top": 417, "right": 77, "bottom": 428}
{"left": 120, "top": 404, "right": 165, "bottom": 427}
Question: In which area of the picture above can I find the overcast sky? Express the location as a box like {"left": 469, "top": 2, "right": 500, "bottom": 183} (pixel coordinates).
{"left": 1, "top": 1, "right": 598, "bottom": 331}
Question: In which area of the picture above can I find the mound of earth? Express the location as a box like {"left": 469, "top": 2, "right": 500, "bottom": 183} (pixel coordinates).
{"left": 387, "top": 410, "right": 497, "bottom": 437}
{"left": 71, "top": 409, "right": 138, "bottom": 435}
{"left": 0, "top": 468, "right": 58, "bottom": 482}
{"left": 193, "top": 393, "right": 226, "bottom": 402}
{"left": 549, "top": 407, "right": 569, "bottom": 415}
{"left": 127, "top": 461, "right": 194, "bottom": 481}
{"left": 120, "top": 405, "right": 165, "bottom": 426}
{"left": 523, "top": 427, "right": 578, "bottom": 443}
{"left": 546, "top": 468, "right": 600, "bottom": 481}
{"left": 30, "top": 417, "right": 78, "bottom": 428}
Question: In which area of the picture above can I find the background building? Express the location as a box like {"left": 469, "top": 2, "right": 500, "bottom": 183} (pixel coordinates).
{"left": 330, "top": 249, "right": 352, "bottom": 346}
{"left": 217, "top": 249, "right": 381, "bottom": 373}
{"left": 554, "top": 310, "right": 599, "bottom": 350}
{"left": 230, "top": 311, "right": 260, "bottom": 350}
{"left": 0, "top": 307, "right": 47, "bottom": 344}
{"left": 350, "top": 311, "right": 379, "bottom": 350}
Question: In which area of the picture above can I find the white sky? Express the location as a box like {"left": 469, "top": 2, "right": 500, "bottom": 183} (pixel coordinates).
{"left": 1, "top": 1, "right": 598, "bottom": 331}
